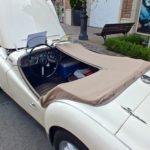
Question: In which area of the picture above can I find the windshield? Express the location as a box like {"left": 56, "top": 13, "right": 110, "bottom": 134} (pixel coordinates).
{"left": 0, "top": 0, "right": 65, "bottom": 49}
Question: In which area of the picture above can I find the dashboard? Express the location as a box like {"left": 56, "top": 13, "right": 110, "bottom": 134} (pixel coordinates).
{"left": 20, "top": 48, "right": 60, "bottom": 68}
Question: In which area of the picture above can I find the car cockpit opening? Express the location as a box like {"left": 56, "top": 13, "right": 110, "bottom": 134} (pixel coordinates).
{"left": 19, "top": 44, "right": 99, "bottom": 96}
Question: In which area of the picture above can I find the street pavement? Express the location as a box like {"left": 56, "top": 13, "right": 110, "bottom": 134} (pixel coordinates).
{"left": 0, "top": 89, "right": 52, "bottom": 150}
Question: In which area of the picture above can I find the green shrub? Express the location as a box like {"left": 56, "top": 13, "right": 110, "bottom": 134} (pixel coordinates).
{"left": 105, "top": 37, "right": 150, "bottom": 61}
{"left": 118, "top": 34, "right": 143, "bottom": 45}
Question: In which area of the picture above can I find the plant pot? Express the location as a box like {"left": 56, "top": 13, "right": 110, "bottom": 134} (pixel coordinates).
{"left": 72, "top": 9, "right": 81, "bottom": 26}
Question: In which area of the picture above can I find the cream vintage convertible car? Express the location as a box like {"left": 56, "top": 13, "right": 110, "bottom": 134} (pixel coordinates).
{"left": 1, "top": 0, "right": 150, "bottom": 150}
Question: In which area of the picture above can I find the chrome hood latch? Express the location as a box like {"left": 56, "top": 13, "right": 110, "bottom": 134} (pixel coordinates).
{"left": 141, "top": 75, "right": 150, "bottom": 84}
{"left": 121, "top": 106, "right": 147, "bottom": 124}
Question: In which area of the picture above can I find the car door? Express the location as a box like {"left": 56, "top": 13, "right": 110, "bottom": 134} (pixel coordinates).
{"left": 6, "top": 66, "right": 45, "bottom": 126}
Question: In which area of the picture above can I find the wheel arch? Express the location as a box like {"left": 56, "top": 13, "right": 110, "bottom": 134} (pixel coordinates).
{"left": 49, "top": 126, "right": 63, "bottom": 145}
{"left": 49, "top": 126, "right": 89, "bottom": 150}
{"left": 44, "top": 101, "right": 96, "bottom": 148}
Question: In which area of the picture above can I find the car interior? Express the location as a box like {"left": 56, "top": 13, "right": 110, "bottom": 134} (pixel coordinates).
{"left": 20, "top": 45, "right": 99, "bottom": 96}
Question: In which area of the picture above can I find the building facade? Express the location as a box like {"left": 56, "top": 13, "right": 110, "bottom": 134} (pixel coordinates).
{"left": 62, "top": 0, "right": 141, "bottom": 32}
{"left": 89, "top": 0, "right": 141, "bottom": 32}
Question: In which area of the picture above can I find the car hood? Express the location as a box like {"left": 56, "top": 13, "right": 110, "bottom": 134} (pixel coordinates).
{"left": 60, "top": 71, "right": 150, "bottom": 137}
{"left": 0, "top": 0, "right": 65, "bottom": 49}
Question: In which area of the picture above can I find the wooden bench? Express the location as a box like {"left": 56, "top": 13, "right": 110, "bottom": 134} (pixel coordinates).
{"left": 95, "top": 23, "right": 134, "bottom": 41}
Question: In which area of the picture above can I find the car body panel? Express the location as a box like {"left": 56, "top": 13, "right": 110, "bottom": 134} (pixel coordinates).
{"left": 0, "top": 55, "right": 11, "bottom": 91}
{"left": 55, "top": 100, "right": 130, "bottom": 134}
{"left": 51, "top": 72, "right": 150, "bottom": 135}
{"left": 0, "top": 0, "right": 65, "bottom": 49}
{"left": 116, "top": 71, "right": 150, "bottom": 111}
{"left": 117, "top": 116, "right": 150, "bottom": 150}
{"left": 45, "top": 101, "right": 130, "bottom": 150}
{"left": 135, "top": 94, "right": 150, "bottom": 125}
{"left": 0, "top": 48, "right": 45, "bottom": 125}
{"left": 7, "top": 66, "right": 45, "bottom": 125}
{"left": 117, "top": 93, "right": 150, "bottom": 150}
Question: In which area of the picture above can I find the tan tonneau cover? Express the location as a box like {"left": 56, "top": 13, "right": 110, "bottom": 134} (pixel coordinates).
{"left": 41, "top": 43, "right": 150, "bottom": 107}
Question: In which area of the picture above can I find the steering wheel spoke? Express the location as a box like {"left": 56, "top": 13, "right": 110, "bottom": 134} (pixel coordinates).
{"left": 41, "top": 66, "right": 45, "bottom": 77}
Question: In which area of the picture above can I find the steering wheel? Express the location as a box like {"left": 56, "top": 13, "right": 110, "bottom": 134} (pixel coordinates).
{"left": 28, "top": 44, "right": 61, "bottom": 79}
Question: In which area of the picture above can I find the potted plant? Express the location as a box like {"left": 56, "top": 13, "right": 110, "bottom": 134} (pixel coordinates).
{"left": 70, "top": 0, "right": 83, "bottom": 26}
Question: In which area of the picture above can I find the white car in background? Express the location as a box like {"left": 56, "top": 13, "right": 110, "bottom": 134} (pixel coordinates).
{"left": 0, "top": 0, "right": 150, "bottom": 150}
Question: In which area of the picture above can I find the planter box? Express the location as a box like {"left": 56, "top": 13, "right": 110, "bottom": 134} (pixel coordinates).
{"left": 72, "top": 10, "right": 81, "bottom": 26}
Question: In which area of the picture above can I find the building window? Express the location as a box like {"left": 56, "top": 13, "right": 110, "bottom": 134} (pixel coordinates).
{"left": 121, "top": 0, "right": 133, "bottom": 18}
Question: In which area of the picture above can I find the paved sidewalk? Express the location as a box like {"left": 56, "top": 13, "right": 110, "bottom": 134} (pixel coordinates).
{"left": 61, "top": 23, "right": 121, "bottom": 56}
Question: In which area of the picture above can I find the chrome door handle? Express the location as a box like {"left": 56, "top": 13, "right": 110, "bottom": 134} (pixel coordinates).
{"left": 29, "top": 102, "right": 36, "bottom": 108}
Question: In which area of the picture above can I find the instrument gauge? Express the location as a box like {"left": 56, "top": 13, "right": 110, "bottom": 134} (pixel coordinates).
{"left": 47, "top": 51, "right": 56, "bottom": 63}
{"left": 29, "top": 56, "right": 39, "bottom": 65}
